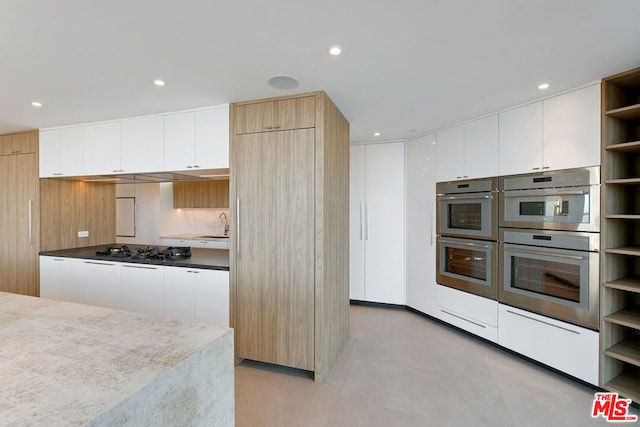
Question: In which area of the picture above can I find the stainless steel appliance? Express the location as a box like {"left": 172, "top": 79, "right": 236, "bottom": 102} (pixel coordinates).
{"left": 437, "top": 177, "right": 498, "bottom": 240}
{"left": 499, "top": 166, "right": 600, "bottom": 232}
{"left": 436, "top": 236, "right": 498, "bottom": 299}
{"left": 499, "top": 228, "right": 599, "bottom": 330}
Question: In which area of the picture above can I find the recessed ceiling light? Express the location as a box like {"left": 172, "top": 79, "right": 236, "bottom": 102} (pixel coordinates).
{"left": 268, "top": 75, "right": 299, "bottom": 90}
{"left": 154, "top": 79, "right": 166, "bottom": 86}
{"left": 538, "top": 83, "right": 550, "bottom": 90}
{"left": 31, "top": 101, "right": 43, "bottom": 107}
{"left": 329, "top": 46, "right": 342, "bottom": 56}
{"left": 373, "top": 132, "right": 381, "bottom": 137}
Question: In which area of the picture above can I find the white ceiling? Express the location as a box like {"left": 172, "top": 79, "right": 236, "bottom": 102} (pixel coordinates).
{"left": 1, "top": 0, "right": 639, "bottom": 143}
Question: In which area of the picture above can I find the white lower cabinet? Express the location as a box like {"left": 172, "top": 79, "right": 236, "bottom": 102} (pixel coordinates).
{"left": 40, "top": 256, "right": 229, "bottom": 326}
{"left": 81, "top": 260, "right": 122, "bottom": 310}
{"left": 40, "top": 256, "right": 83, "bottom": 300}
{"left": 164, "top": 267, "right": 229, "bottom": 326}
{"left": 121, "top": 264, "right": 164, "bottom": 317}
{"left": 498, "top": 304, "right": 599, "bottom": 385}
{"left": 435, "top": 285, "right": 498, "bottom": 343}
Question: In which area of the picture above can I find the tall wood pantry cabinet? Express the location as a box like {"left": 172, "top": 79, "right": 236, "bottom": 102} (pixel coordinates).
{"left": 0, "top": 130, "right": 39, "bottom": 296}
{"left": 229, "top": 92, "right": 349, "bottom": 382}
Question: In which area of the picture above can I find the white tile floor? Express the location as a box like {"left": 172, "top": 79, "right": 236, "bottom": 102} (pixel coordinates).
{"left": 235, "top": 304, "right": 638, "bottom": 426}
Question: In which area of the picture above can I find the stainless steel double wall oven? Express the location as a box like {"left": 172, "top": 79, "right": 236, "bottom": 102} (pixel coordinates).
{"left": 436, "top": 166, "right": 600, "bottom": 330}
{"left": 436, "top": 178, "right": 499, "bottom": 299}
{"left": 498, "top": 166, "right": 600, "bottom": 330}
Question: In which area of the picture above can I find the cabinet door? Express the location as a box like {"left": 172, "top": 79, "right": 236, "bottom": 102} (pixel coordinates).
{"left": 121, "top": 264, "right": 164, "bottom": 317}
{"left": 164, "top": 266, "right": 196, "bottom": 322}
{"left": 464, "top": 115, "right": 498, "bottom": 179}
{"left": 83, "top": 122, "right": 121, "bottom": 174}
{"left": 164, "top": 112, "right": 196, "bottom": 171}
{"left": 349, "top": 145, "right": 366, "bottom": 300}
{"left": 40, "top": 256, "right": 63, "bottom": 299}
{"left": 436, "top": 125, "right": 464, "bottom": 182}
{"left": 195, "top": 269, "right": 229, "bottom": 326}
{"left": 120, "top": 116, "right": 164, "bottom": 173}
{"left": 499, "top": 102, "right": 543, "bottom": 175}
{"left": 38, "top": 130, "right": 61, "bottom": 177}
{"left": 81, "top": 260, "right": 122, "bottom": 309}
{"left": 543, "top": 84, "right": 601, "bottom": 171}
{"left": 406, "top": 135, "right": 437, "bottom": 316}
{"left": 235, "top": 96, "right": 315, "bottom": 134}
{"left": 195, "top": 106, "right": 230, "bottom": 169}
{"left": 364, "top": 142, "right": 405, "bottom": 304}
{"left": 235, "top": 129, "right": 315, "bottom": 370}
{"left": 58, "top": 127, "right": 84, "bottom": 176}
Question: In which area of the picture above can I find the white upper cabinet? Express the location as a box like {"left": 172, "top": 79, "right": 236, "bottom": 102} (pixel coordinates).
{"left": 163, "top": 106, "right": 229, "bottom": 171}
{"left": 499, "top": 84, "right": 601, "bottom": 175}
{"left": 39, "top": 127, "right": 83, "bottom": 177}
{"left": 436, "top": 114, "right": 498, "bottom": 182}
{"left": 542, "top": 83, "right": 600, "bottom": 170}
{"left": 436, "top": 125, "right": 464, "bottom": 182}
{"left": 164, "top": 112, "right": 196, "bottom": 171}
{"left": 120, "top": 116, "right": 164, "bottom": 173}
{"left": 194, "top": 107, "right": 229, "bottom": 169}
{"left": 499, "top": 102, "right": 543, "bottom": 176}
{"left": 83, "top": 122, "right": 122, "bottom": 174}
{"left": 40, "top": 104, "right": 229, "bottom": 177}
{"left": 464, "top": 115, "right": 499, "bottom": 179}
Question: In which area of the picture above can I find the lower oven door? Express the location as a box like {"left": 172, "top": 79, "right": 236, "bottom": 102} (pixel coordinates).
{"left": 436, "top": 237, "right": 498, "bottom": 300}
{"left": 499, "top": 242, "right": 599, "bottom": 330}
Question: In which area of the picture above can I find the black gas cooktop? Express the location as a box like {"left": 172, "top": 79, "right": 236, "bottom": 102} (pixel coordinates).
{"left": 95, "top": 245, "right": 191, "bottom": 260}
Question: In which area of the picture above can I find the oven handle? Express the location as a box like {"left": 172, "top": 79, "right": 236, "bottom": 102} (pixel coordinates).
{"left": 506, "top": 309, "right": 580, "bottom": 335}
{"left": 438, "top": 193, "right": 493, "bottom": 201}
{"left": 502, "top": 189, "right": 586, "bottom": 198}
{"left": 505, "top": 246, "right": 584, "bottom": 260}
{"left": 438, "top": 239, "right": 490, "bottom": 249}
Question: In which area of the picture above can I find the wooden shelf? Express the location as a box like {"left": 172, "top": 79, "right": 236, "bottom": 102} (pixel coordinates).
{"left": 605, "top": 277, "right": 640, "bottom": 294}
{"left": 604, "top": 367, "right": 640, "bottom": 404}
{"left": 605, "top": 214, "right": 640, "bottom": 220}
{"left": 604, "top": 337, "right": 640, "bottom": 368}
{"left": 606, "top": 246, "right": 640, "bottom": 256}
{"left": 604, "top": 309, "right": 640, "bottom": 331}
{"left": 605, "top": 178, "right": 640, "bottom": 185}
{"left": 606, "top": 103, "right": 640, "bottom": 121}
{"left": 606, "top": 140, "right": 640, "bottom": 152}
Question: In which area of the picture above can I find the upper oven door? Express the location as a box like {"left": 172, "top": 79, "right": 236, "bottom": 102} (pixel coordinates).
{"left": 436, "top": 178, "right": 498, "bottom": 240}
{"left": 500, "top": 185, "right": 599, "bottom": 232}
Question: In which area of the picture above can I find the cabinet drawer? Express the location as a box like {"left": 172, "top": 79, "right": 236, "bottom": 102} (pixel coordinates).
{"left": 436, "top": 284, "right": 498, "bottom": 327}
{"left": 498, "top": 304, "right": 599, "bottom": 385}
{"left": 235, "top": 96, "right": 315, "bottom": 134}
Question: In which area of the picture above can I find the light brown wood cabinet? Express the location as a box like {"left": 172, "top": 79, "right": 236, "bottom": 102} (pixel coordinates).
{"left": 230, "top": 91, "right": 349, "bottom": 382}
{"left": 173, "top": 180, "right": 229, "bottom": 208}
{"left": 0, "top": 131, "right": 39, "bottom": 296}
{"left": 235, "top": 95, "right": 315, "bottom": 134}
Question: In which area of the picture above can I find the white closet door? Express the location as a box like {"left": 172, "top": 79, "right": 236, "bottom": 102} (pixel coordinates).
{"left": 349, "top": 145, "right": 366, "bottom": 300}
{"left": 406, "top": 135, "right": 437, "bottom": 315}
{"left": 364, "top": 142, "right": 405, "bottom": 304}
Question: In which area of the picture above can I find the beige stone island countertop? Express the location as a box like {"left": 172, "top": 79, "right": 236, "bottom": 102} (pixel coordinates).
{"left": 0, "top": 292, "right": 234, "bottom": 426}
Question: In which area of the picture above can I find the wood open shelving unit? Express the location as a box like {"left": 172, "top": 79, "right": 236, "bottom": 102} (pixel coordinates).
{"left": 601, "top": 67, "right": 640, "bottom": 403}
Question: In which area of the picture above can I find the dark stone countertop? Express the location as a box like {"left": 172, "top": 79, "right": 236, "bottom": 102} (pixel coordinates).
{"left": 39, "top": 244, "right": 229, "bottom": 271}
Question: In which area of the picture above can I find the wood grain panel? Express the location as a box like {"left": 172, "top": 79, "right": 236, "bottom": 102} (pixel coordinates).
{"left": 235, "top": 96, "right": 315, "bottom": 134}
{"left": 173, "top": 180, "right": 229, "bottom": 208}
{"left": 313, "top": 92, "right": 350, "bottom": 382}
{"left": 0, "top": 130, "right": 39, "bottom": 297}
{"left": 40, "top": 179, "right": 115, "bottom": 251}
{"left": 235, "top": 129, "right": 315, "bottom": 370}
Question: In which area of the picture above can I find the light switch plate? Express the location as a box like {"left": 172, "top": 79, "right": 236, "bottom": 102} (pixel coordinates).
{"left": 78, "top": 231, "right": 89, "bottom": 238}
